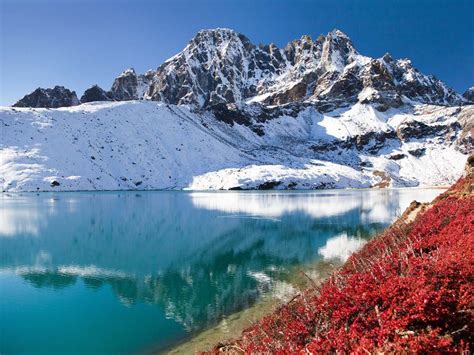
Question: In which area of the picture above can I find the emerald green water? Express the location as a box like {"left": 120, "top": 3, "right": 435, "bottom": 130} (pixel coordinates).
{"left": 0, "top": 189, "right": 442, "bottom": 354}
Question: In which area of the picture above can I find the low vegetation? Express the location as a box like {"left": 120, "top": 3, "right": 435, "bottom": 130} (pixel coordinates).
{"left": 210, "top": 161, "right": 474, "bottom": 353}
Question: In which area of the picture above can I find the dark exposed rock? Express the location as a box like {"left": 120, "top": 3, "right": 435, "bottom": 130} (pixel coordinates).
{"left": 357, "top": 60, "right": 402, "bottom": 110}
{"left": 313, "top": 181, "right": 335, "bottom": 189}
{"left": 382, "top": 52, "right": 394, "bottom": 63}
{"left": 257, "top": 181, "right": 282, "bottom": 190}
{"left": 408, "top": 148, "right": 426, "bottom": 157}
{"left": 360, "top": 161, "right": 373, "bottom": 167}
{"left": 109, "top": 68, "right": 154, "bottom": 101}
{"left": 310, "top": 142, "right": 337, "bottom": 153}
{"left": 316, "top": 68, "right": 362, "bottom": 107}
{"left": 251, "top": 125, "right": 265, "bottom": 136}
{"left": 208, "top": 101, "right": 309, "bottom": 131}
{"left": 263, "top": 72, "right": 318, "bottom": 106}
{"left": 456, "top": 105, "right": 474, "bottom": 153}
{"left": 210, "top": 103, "right": 252, "bottom": 126}
{"left": 80, "top": 85, "right": 111, "bottom": 103}
{"left": 13, "top": 86, "right": 79, "bottom": 108}
{"left": 388, "top": 153, "right": 406, "bottom": 160}
{"left": 109, "top": 68, "right": 139, "bottom": 101}
{"left": 463, "top": 87, "right": 474, "bottom": 103}
{"left": 465, "top": 154, "right": 474, "bottom": 176}
{"left": 397, "top": 120, "right": 461, "bottom": 141}
{"left": 287, "top": 182, "right": 298, "bottom": 189}
{"left": 149, "top": 28, "right": 361, "bottom": 109}
{"left": 389, "top": 60, "right": 461, "bottom": 106}
{"left": 310, "top": 130, "right": 397, "bottom": 154}
{"left": 228, "top": 181, "right": 282, "bottom": 190}
{"left": 372, "top": 170, "right": 391, "bottom": 188}
{"left": 348, "top": 130, "right": 397, "bottom": 152}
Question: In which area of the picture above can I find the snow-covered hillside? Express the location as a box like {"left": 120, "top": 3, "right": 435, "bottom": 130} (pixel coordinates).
{"left": 4, "top": 28, "right": 473, "bottom": 191}
{"left": 1, "top": 101, "right": 470, "bottom": 191}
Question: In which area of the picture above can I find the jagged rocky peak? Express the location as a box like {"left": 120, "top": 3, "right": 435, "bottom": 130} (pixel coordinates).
{"left": 12, "top": 28, "right": 465, "bottom": 111}
{"left": 109, "top": 68, "right": 139, "bottom": 101}
{"left": 146, "top": 28, "right": 260, "bottom": 107}
{"left": 463, "top": 87, "right": 474, "bottom": 102}
{"left": 80, "top": 85, "right": 111, "bottom": 103}
{"left": 190, "top": 28, "right": 253, "bottom": 50}
{"left": 320, "top": 29, "right": 358, "bottom": 70}
{"left": 141, "top": 27, "right": 463, "bottom": 111}
{"left": 388, "top": 59, "right": 462, "bottom": 105}
{"left": 382, "top": 52, "right": 394, "bottom": 63}
{"left": 13, "top": 86, "right": 79, "bottom": 108}
{"left": 108, "top": 68, "right": 154, "bottom": 101}
{"left": 144, "top": 28, "right": 362, "bottom": 108}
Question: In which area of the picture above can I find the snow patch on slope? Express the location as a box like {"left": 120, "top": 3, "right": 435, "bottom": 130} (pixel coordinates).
{"left": 187, "top": 162, "right": 373, "bottom": 190}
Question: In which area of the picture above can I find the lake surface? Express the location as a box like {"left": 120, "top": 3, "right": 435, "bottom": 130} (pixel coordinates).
{"left": 0, "top": 189, "right": 442, "bottom": 354}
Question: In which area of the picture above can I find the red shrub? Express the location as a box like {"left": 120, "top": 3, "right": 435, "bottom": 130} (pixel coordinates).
{"left": 211, "top": 179, "right": 474, "bottom": 353}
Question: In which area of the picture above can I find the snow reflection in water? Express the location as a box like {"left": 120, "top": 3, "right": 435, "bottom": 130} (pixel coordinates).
{"left": 0, "top": 189, "right": 443, "bottom": 353}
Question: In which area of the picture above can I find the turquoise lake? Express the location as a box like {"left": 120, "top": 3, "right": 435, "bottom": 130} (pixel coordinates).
{"left": 0, "top": 189, "right": 442, "bottom": 354}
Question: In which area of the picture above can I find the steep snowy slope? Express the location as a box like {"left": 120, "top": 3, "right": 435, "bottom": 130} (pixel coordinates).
{"left": 4, "top": 28, "right": 472, "bottom": 191}
{"left": 1, "top": 101, "right": 469, "bottom": 191}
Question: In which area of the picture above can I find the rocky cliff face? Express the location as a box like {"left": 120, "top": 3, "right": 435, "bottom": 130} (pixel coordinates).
{"left": 463, "top": 87, "right": 474, "bottom": 103}
{"left": 80, "top": 85, "right": 111, "bottom": 103}
{"left": 13, "top": 86, "right": 79, "bottom": 108}
{"left": 139, "top": 28, "right": 464, "bottom": 111}
{"left": 13, "top": 28, "right": 469, "bottom": 111}
{"left": 108, "top": 68, "right": 154, "bottom": 101}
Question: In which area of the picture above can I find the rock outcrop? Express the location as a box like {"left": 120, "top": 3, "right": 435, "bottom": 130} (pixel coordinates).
{"left": 80, "top": 85, "right": 111, "bottom": 103}
{"left": 456, "top": 105, "right": 474, "bottom": 153}
{"left": 463, "top": 87, "right": 474, "bottom": 103}
{"left": 13, "top": 86, "right": 79, "bottom": 108}
{"left": 108, "top": 68, "right": 154, "bottom": 101}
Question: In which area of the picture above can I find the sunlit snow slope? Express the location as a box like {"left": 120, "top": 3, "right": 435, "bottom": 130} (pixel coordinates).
{"left": 0, "top": 101, "right": 469, "bottom": 191}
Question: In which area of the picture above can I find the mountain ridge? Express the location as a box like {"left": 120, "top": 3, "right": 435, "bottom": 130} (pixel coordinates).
{"left": 12, "top": 28, "right": 471, "bottom": 110}
{"left": 2, "top": 28, "right": 473, "bottom": 192}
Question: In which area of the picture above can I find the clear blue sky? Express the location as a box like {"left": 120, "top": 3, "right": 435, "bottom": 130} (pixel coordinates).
{"left": 1, "top": 0, "right": 473, "bottom": 105}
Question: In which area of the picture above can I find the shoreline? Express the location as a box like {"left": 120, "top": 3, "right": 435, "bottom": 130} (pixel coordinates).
{"left": 206, "top": 163, "right": 473, "bottom": 352}
{"left": 2, "top": 185, "right": 450, "bottom": 194}
{"left": 162, "top": 261, "right": 337, "bottom": 354}
{"left": 153, "top": 187, "right": 449, "bottom": 354}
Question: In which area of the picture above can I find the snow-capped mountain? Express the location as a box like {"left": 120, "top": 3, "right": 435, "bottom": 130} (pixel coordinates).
{"left": 2, "top": 28, "right": 473, "bottom": 192}
{"left": 144, "top": 28, "right": 463, "bottom": 110}
{"left": 13, "top": 28, "right": 466, "bottom": 110}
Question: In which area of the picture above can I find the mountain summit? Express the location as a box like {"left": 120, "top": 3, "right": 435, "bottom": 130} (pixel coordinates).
{"left": 3, "top": 28, "right": 473, "bottom": 192}
{"left": 13, "top": 28, "right": 466, "bottom": 111}
{"left": 141, "top": 28, "right": 463, "bottom": 111}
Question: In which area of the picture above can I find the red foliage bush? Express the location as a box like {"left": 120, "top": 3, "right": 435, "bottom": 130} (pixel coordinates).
{"left": 211, "top": 178, "right": 474, "bottom": 353}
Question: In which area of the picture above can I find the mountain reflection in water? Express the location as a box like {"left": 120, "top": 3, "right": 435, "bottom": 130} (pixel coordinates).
{"left": 0, "top": 189, "right": 442, "bottom": 353}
